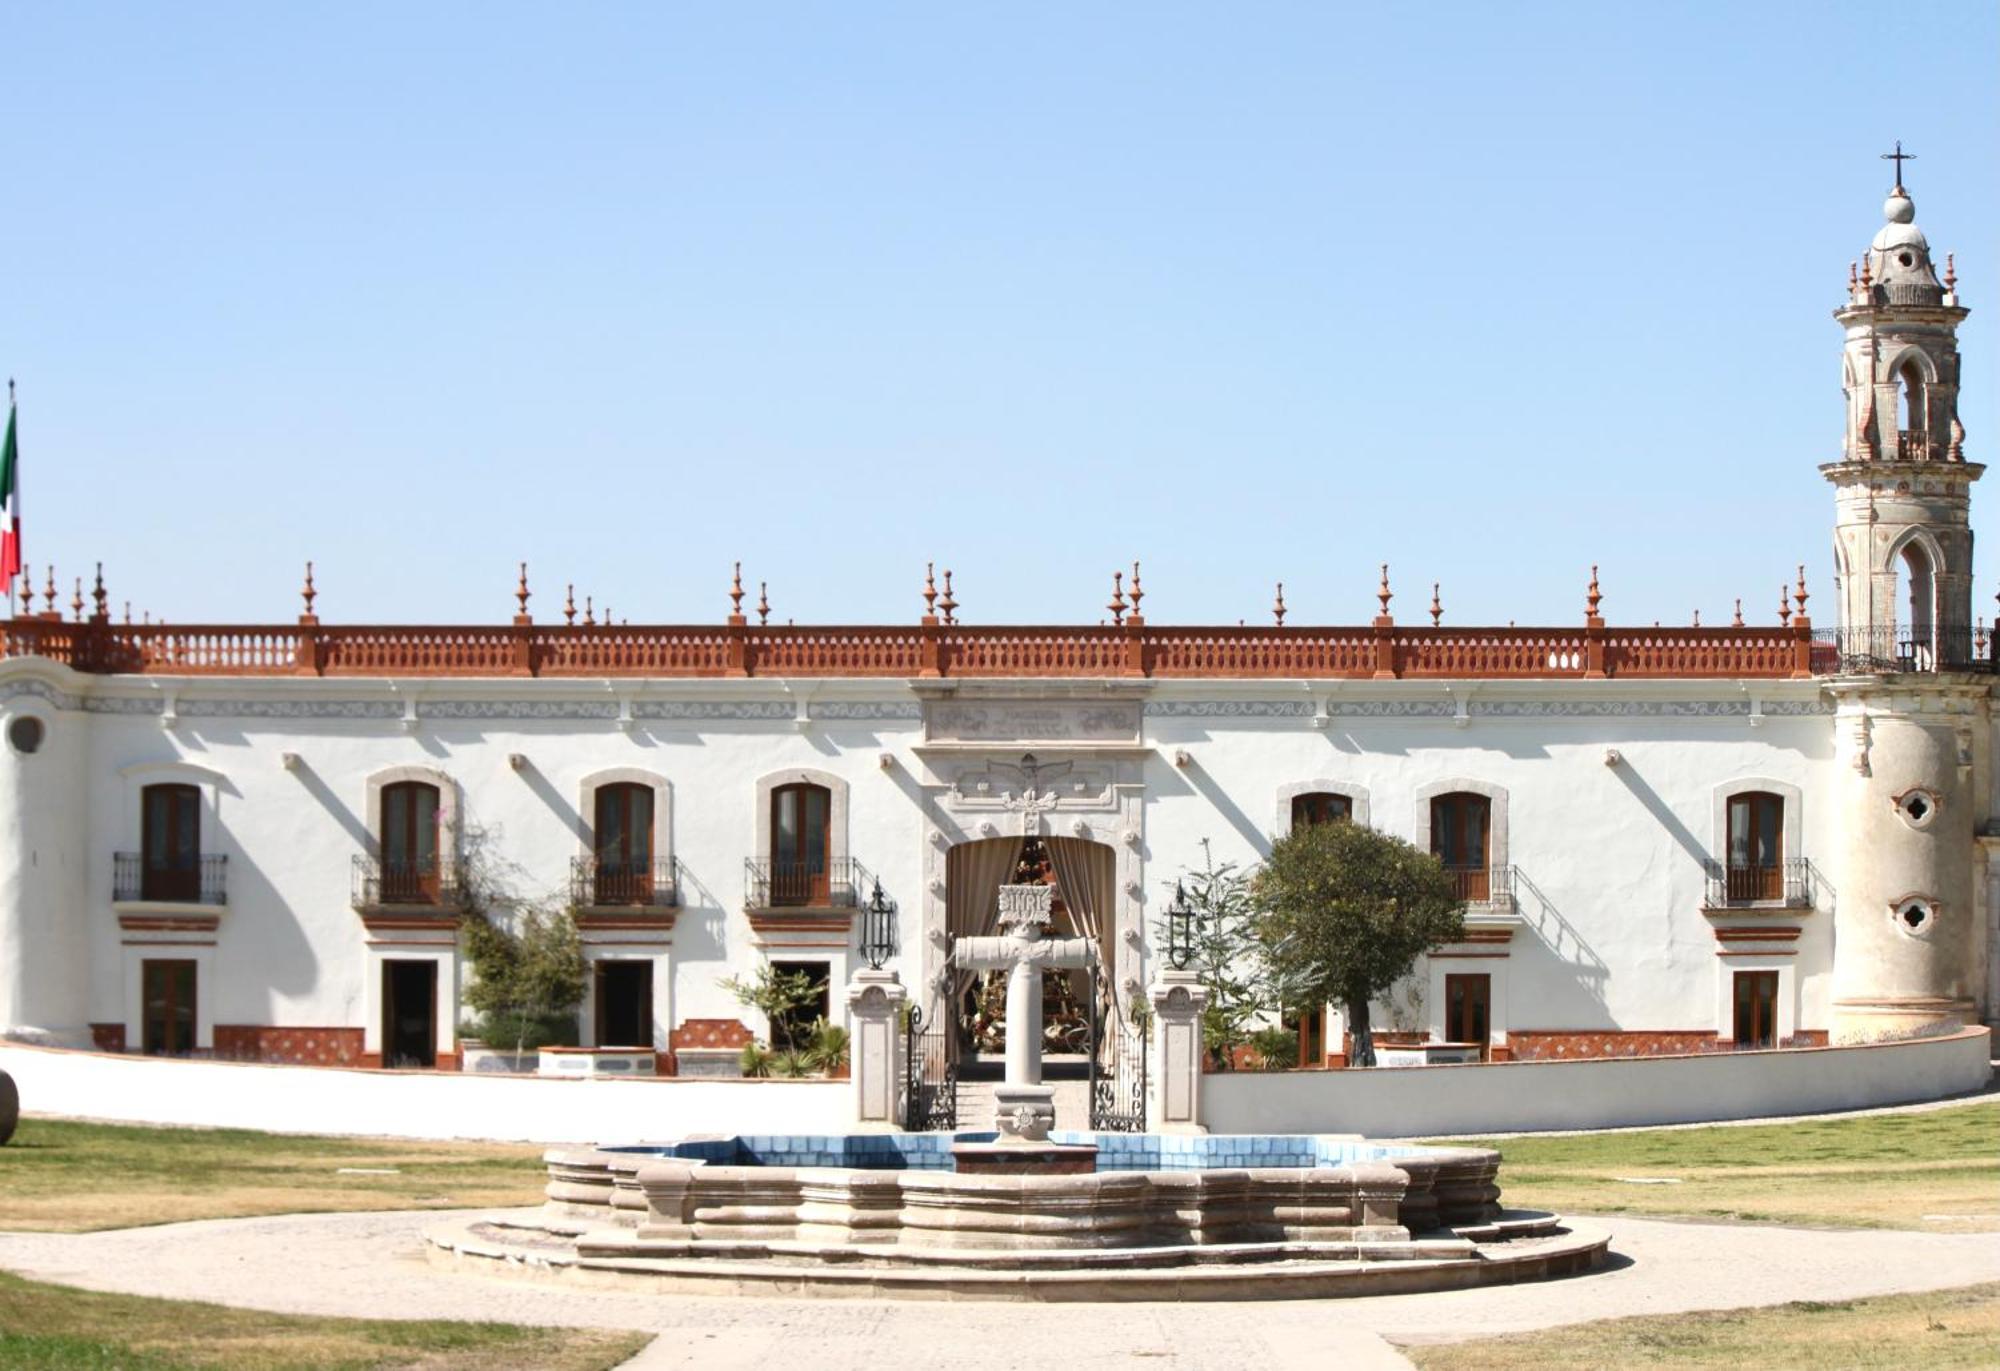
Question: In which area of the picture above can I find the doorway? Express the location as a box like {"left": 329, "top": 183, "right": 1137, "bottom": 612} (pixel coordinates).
{"left": 141, "top": 959, "right": 197, "bottom": 1056}
{"left": 595, "top": 960, "right": 654, "bottom": 1048}
{"left": 1444, "top": 973, "right": 1491, "bottom": 1059}
{"left": 1733, "top": 970, "right": 1778, "bottom": 1048}
{"left": 382, "top": 960, "right": 438, "bottom": 1068}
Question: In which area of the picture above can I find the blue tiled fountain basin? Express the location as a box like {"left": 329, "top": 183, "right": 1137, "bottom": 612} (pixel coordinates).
{"left": 602, "top": 1132, "right": 1426, "bottom": 1172}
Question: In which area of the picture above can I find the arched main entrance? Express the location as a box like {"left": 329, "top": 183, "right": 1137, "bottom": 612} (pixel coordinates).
{"left": 943, "top": 835, "right": 1117, "bottom": 1071}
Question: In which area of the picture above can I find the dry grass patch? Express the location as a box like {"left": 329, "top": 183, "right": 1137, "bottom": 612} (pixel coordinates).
{"left": 0, "top": 1117, "right": 547, "bottom": 1232}
{"left": 0, "top": 1269, "right": 648, "bottom": 1371}
{"left": 1432, "top": 1100, "right": 2000, "bottom": 1231}
{"left": 1402, "top": 1281, "right": 2000, "bottom": 1369}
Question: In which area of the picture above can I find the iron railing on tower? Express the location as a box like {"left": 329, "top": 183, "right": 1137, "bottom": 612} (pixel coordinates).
{"left": 1813, "top": 625, "right": 1993, "bottom": 675}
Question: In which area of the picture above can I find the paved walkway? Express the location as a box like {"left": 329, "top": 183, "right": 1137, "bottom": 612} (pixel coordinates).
{"left": 2, "top": 1209, "right": 1997, "bottom": 1370}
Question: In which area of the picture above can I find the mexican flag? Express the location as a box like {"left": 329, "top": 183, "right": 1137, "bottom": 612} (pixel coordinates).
{"left": 0, "top": 400, "right": 17, "bottom": 588}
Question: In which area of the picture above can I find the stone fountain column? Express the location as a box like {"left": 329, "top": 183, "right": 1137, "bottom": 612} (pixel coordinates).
{"left": 954, "top": 883, "right": 1093, "bottom": 1145}
{"left": 1148, "top": 969, "right": 1209, "bottom": 1134}
{"left": 845, "top": 968, "right": 907, "bottom": 1133}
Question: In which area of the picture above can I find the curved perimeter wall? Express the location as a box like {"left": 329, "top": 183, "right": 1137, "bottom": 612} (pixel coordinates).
{"left": 0, "top": 1029, "right": 1989, "bottom": 1144}
{"left": 1202, "top": 1028, "right": 1994, "bottom": 1137}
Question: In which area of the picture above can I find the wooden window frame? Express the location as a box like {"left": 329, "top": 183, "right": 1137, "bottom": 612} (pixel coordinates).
{"left": 1726, "top": 791, "right": 1785, "bottom": 903}
{"left": 1429, "top": 792, "right": 1492, "bottom": 902}
{"left": 593, "top": 783, "right": 656, "bottom": 906}
{"left": 1444, "top": 972, "right": 1492, "bottom": 1060}
{"left": 1732, "top": 969, "right": 1778, "bottom": 1049}
{"left": 1290, "top": 791, "right": 1353, "bottom": 829}
{"left": 141, "top": 783, "right": 202, "bottom": 903}
{"left": 380, "top": 781, "right": 442, "bottom": 905}
{"left": 141, "top": 958, "right": 198, "bottom": 1056}
{"left": 770, "top": 782, "right": 833, "bottom": 907}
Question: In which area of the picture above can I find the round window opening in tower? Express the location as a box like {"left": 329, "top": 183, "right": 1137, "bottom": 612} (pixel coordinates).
{"left": 1899, "top": 252, "right": 1914, "bottom": 267}
{"left": 6, "top": 716, "right": 44, "bottom": 755}
{"left": 1894, "top": 898, "right": 1934, "bottom": 936}
{"left": 1893, "top": 787, "right": 1939, "bottom": 830}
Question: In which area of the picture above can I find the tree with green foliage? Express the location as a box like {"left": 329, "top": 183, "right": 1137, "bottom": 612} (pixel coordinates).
{"left": 460, "top": 903, "right": 588, "bottom": 1053}
{"left": 1154, "top": 843, "right": 1277, "bottom": 1069}
{"left": 718, "top": 962, "right": 823, "bottom": 1052}
{"left": 1252, "top": 819, "right": 1465, "bottom": 1067}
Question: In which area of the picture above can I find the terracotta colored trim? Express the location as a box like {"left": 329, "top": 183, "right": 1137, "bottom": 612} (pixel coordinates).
{"left": 573, "top": 910, "right": 677, "bottom": 931}
{"left": 1718, "top": 948, "right": 1799, "bottom": 957}
{"left": 1711, "top": 925, "right": 1804, "bottom": 941}
{"left": 746, "top": 911, "right": 855, "bottom": 934}
{"left": 116, "top": 914, "right": 221, "bottom": 933}
{"left": 89, "top": 1022, "right": 126, "bottom": 1053}
{"left": 211, "top": 1025, "right": 366, "bottom": 1066}
{"left": 2, "top": 617, "right": 1824, "bottom": 681}
{"left": 1429, "top": 951, "right": 1511, "bottom": 959}
{"left": 120, "top": 937, "right": 216, "bottom": 947}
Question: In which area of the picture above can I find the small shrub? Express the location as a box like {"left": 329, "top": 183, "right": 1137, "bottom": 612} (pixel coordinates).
{"left": 738, "top": 1042, "right": 773, "bottom": 1078}
{"left": 1248, "top": 1026, "right": 1300, "bottom": 1071}
{"left": 773, "top": 1047, "right": 811, "bottom": 1079}
{"left": 461, "top": 1011, "right": 578, "bottom": 1052}
{"left": 804, "top": 1019, "right": 850, "bottom": 1074}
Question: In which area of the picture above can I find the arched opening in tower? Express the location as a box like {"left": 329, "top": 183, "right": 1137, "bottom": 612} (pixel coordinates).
{"left": 1898, "top": 540, "right": 1936, "bottom": 667}
{"left": 1898, "top": 358, "right": 1925, "bottom": 439}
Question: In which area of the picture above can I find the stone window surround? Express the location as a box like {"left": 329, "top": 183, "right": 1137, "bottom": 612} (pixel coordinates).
{"left": 578, "top": 945, "right": 672, "bottom": 1052}
{"left": 1273, "top": 779, "right": 1372, "bottom": 834}
{"left": 122, "top": 942, "right": 215, "bottom": 1054}
{"left": 361, "top": 940, "right": 460, "bottom": 1061}
{"left": 576, "top": 767, "right": 674, "bottom": 864}
{"left": 1424, "top": 956, "right": 1509, "bottom": 1051}
{"left": 1410, "top": 778, "right": 1510, "bottom": 875}
{"left": 363, "top": 764, "right": 461, "bottom": 872}
{"left": 752, "top": 767, "right": 851, "bottom": 869}
{"left": 116, "top": 760, "right": 235, "bottom": 873}
{"left": 1711, "top": 954, "right": 1796, "bottom": 1045}
{"left": 1709, "top": 777, "right": 1804, "bottom": 881}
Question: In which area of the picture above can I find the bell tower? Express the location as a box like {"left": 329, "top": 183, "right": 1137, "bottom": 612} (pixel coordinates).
{"left": 1823, "top": 149, "right": 1990, "bottom": 1043}
{"left": 1825, "top": 151, "right": 1981, "bottom": 669}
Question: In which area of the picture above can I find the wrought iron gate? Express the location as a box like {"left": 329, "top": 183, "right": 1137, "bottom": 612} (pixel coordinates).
{"left": 1087, "top": 960, "right": 1147, "bottom": 1132}
{"left": 903, "top": 986, "right": 957, "bottom": 1132}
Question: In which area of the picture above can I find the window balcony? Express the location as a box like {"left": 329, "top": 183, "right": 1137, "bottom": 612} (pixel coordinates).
{"left": 351, "top": 854, "right": 461, "bottom": 910}
{"left": 570, "top": 856, "right": 679, "bottom": 911}
{"left": 743, "top": 856, "right": 862, "bottom": 911}
{"left": 1895, "top": 429, "right": 1942, "bottom": 461}
{"left": 1703, "top": 858, "right": 1812, "bottom": 910}
{"left": 112, "top": 852, "right": 228, "bottom": 907}
{"left": 1444, "top": 864, "right": 1514, "bottom": 913}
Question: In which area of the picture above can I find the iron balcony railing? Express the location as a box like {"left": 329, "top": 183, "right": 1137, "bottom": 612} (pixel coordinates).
{"left": 1443, "top": 863, "right": 1514, "bottom": 910}
{"left": 351, "top": 853, "right": 462, "bottom": 909}
{"left": 1814, "top": 625, "right": 1993, "bottom": 675}
{"left": 743, "top": 856, "right": 863, "bottom": 910}
{"left": 570, "top": 855, "right": 679, "bottom": 910}
{"left": 112, "top": 852, "right": 228, "bottom": 906}
{"left": 1704, "top": 858, "right": 1812, "bottom": 909}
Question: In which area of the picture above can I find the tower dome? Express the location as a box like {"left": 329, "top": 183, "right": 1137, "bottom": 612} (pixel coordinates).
{"left": 1868, "top": 186, "right": 1943, "bottom": 306}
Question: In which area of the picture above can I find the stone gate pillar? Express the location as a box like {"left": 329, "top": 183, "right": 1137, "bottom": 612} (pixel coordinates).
{"left": 846, "top": 968, "right": 909, "bottom": 1132}
{"left": 1148, "top": 970, "right": 1209, "bottom": 1134}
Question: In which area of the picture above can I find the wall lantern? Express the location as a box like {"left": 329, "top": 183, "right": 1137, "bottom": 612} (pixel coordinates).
{"left": 861, "top": 879, "right": 897, "bottom": 971}
{"left": 1167, "top": 880, "right": 1194, "bottom": 971}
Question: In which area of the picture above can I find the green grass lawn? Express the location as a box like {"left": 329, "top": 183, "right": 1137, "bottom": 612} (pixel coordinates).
{"left": 1429, "top": 1099, "right": 2000, "bottom": 1231}
{"left": 1402, "top": 1281, "right": 2000, "bottom": 1369}
{"left": 0, "top": 1116, "right": 549, "bottom": 1232}
{"left": 0, "top": 1270, "right": 648, "bottom": 1371}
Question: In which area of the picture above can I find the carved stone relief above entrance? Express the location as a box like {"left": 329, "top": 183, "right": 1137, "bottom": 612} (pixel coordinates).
{"left": 924, "top": 699, "right": 1142, "bottom": 746}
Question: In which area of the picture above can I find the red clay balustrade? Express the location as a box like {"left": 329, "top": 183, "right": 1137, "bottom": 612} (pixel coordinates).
{"left": 2, "top": 617, "right": 1824, "bottom": 680}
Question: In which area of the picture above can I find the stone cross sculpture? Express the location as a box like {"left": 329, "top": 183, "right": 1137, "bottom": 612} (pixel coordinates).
{"left": 955, "top": 883, "right": 1095, "bottom": 1143}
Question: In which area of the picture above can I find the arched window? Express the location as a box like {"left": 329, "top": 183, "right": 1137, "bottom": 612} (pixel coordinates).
{"left": 1898, "top": 357, "right": 1925, "bottom": 437}
{"left": 380, "top": 781, "right": 441, "bottom": 904}
{"left": 1726, "top": 791, "right": 1784, "bottom": 903}
{"left": 1290, "top": 791, "right": 1353, "bottom": 829}
{"left": 141, "top": 783, "right": 201, "bottom": 902}
{"left": 592, "top": 783, "right": 656, "bottom": 905}
{"left": 770, "top": 781, "right": 831, "bottom": 906}
{"left": 1429, "top": 792, "right": 1490, "bottom": 901}
{"left": 1899, "top": 540, "right": 1935, "bottom": 667}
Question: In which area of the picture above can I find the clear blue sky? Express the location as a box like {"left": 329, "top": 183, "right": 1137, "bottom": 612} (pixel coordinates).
{"left": 5, "top": 2, "right": 1994, "bottom": 629}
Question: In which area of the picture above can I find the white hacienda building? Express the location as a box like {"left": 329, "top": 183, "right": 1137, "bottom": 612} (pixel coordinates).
{"left": 0, "top": 179, "right": 1993, "bottom": 1086}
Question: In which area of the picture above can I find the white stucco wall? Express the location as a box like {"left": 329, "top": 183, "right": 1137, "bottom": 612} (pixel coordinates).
{"left": 0, "top": 1042, "right": 853, "bottom": 1143}
{"left": 1200, "top": 1026, "right": 1993, "bottom": 1136}
{"left": 6, "top": 660, "right": 1982, "bottom": 1066}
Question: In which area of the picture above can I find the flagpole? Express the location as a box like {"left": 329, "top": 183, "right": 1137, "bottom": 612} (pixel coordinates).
{"left": 2, "top": 379, "right": 15, "bottom": 617}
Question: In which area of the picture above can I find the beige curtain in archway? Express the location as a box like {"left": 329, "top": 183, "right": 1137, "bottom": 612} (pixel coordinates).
{"left": 946, "top": 837, "right": 1025, "bottom": 1005}
{"left": 1043, "top": 836, "right": 1117, "bottom": 1018}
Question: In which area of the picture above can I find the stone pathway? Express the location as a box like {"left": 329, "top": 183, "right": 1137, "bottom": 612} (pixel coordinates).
{"left": 3, "top": 1209, "right": 1998, "bottom": 1370}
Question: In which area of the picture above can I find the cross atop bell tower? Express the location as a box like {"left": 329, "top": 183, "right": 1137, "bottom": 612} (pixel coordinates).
{"left": 1823, "top": 155, "right": 1980, "bottom": 669}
